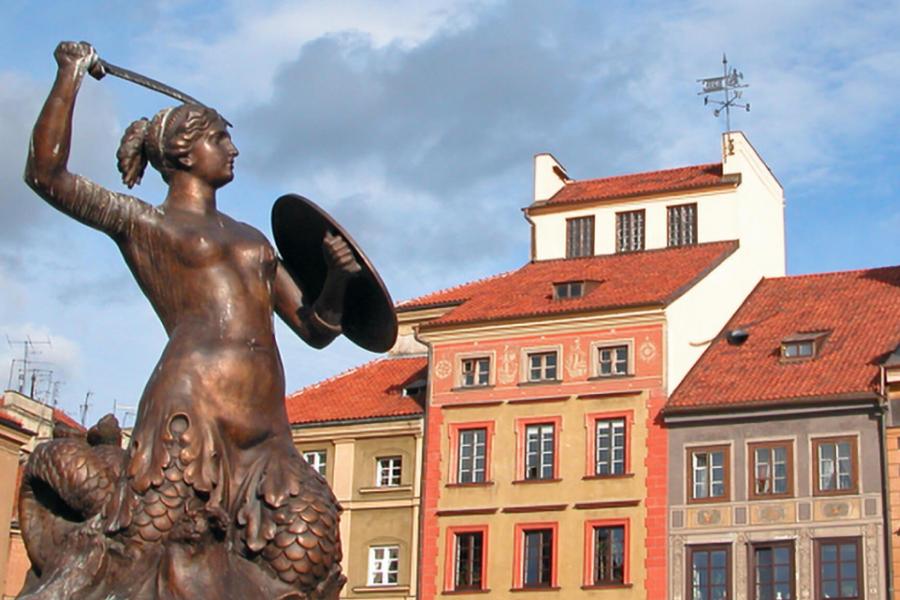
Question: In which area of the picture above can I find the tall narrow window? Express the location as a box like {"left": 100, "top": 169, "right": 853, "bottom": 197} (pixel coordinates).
{"left": 302, "top": 450, "right": 327, "bottom": 477}
{"left": 524, "top": 424, "right": 555, "bottom": 480}
{"left": 593, "top": 526, "right": 625, "bottom": 585}
{"left": 457, "top": 428, "right": 487, "bottom": 484}
{"left": 460, "top": 357, "right": 490, "bottom": 387}
{"left": 566, "top": 216, "right": 594, "bottom": 258}
{"left": 522, "top": 529, "right": 554, "bottom": 588}
{"left": 748, "top": 441, "right": 792, "bottom": 499}
{"left": 367, "top": 545, "right": 399, "bottom": 586}
{"left": 668, "top": 203, "right": 697, "bottom": 247}
{"left": 751, "top": 542, "right": 794, "bottom": 600}
{"left": 815, "top": 538, "right": 861, "bottom": 599}
{"left": 616, "top": 209, "right": 645, "bottom": 252}
{"left": 376, "top": 456, "right": 402, "bottom": 487}
{"left": 688, "top": 446, "right": 729, "bottom": 503}
{"left": 527, "top": 351, "right": 558, "bottom": 382}
{"left": 813, "top": 437, "right": 858, "bottom": 495}
{"left": 595, "top": 418, "right": 626, "bottom": 476}
{"left": 454, "top": 531, "right": 484, "bottom": 591}
{"left": 687, "top": 545, "right": 731, "bottom": 600}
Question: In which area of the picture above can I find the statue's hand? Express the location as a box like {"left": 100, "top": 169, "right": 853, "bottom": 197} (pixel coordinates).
{"left": 322, "top": 232, "right": 362, "bottom": 278}
{"left": 53, "top": 41, "right": 98, "bottom": 74}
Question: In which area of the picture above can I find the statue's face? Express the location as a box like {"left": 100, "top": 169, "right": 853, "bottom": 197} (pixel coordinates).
{"left": 185, "top": 119, "right": 239, "bottom": 188}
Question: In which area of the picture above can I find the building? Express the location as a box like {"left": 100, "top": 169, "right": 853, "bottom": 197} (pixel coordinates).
{"left": 406, "top": 131, "right": 784, "bottom": 599}
{"left": 285, "top": 354, "right": 427, "bottom": 599}
{"left": 1, "top": 390, "right": 84, "bottom": 599}
{"left": 664, "top": 267, "right": 900, "bottom": 599}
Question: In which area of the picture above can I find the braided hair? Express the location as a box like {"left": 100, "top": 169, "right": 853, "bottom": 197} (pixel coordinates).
{"left": 116, "top": 104, "right": 222, "bottom": 188}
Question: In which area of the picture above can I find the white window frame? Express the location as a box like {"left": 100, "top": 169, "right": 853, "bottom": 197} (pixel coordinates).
{"left": 590, "top": 340, "right": 633, "bottom": 378}
{"left": 302, "top": 449, "right": 327, "bottom": 477}
{"left": 376, "top": 456, "right": 403, "bottom": 487}
{"left": 367, "top": 545, "right": 400, "bottom": 586}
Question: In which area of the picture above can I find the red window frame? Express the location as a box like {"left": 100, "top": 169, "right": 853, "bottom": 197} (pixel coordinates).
{"left": 515, "top": 416, "right": 562, "bottom": 482}
{"left": 512, "top": 521, "right": 559, "bottom": 590}
{"left": 582, "top": 518, "right": 630, "bottom": 588}
{"left": 447, "top": 421, "right": 495, "bottom": 485}
{"left": 443, "top": 525, "right": 489, "bottom": 593}
{"left": 584, "top": 410, "right": 633, "bottom": 478}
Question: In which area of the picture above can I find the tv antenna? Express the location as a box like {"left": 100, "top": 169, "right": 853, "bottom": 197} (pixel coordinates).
{"left": 697, "top": 53, "right": 749, "bottom": 133}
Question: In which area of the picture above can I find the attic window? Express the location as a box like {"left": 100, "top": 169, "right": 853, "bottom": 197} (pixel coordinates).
{"left": 553, "top": 280, "right": 599, "bottom": 300}
{"left": 781, "top": 331, "right": 829, "bottom": 362}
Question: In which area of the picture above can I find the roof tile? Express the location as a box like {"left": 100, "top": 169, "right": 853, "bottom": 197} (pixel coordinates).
{"left": 286, "top": 356, "right": 427, "bottom": 425}
{"left": 667, "top": 266, "right": 900, "bottom": 412}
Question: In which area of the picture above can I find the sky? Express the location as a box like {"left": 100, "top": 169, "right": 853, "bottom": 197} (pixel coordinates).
{"left": 0, "top": 0, "right": 897, "bottom": 426}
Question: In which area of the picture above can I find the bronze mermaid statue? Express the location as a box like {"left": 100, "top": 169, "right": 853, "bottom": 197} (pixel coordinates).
{"left": 18, "top": 41, "right": 363, "bottom": 599}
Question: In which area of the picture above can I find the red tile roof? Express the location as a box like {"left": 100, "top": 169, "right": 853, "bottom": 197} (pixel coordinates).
{"left": 667, "top": 266, "right": 900, "bottom": 413}
{"left": 536, "top": 163, "right": 732, "bottom": 208}
{"left": 416, "top": 241, "right": 738, "bottom": 329}
{"left": 285, "top": 356, "right": 427, "bottom": 425}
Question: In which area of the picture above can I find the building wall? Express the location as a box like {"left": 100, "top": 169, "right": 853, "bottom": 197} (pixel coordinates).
{"left": 419, "top": 316, "right": 667, "bottom": 599}
{"left": 667, "top": 408, "right": 886, "bottom": 599}
{"left": 0, "top": 421, "right": 29, "bottom": 599}
{"left": 293, "top": 418, "right": 423, "bottom": 600}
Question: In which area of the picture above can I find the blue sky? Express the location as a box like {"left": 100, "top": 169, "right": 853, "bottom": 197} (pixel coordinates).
{"left": 1, "top": 0, "right": 897, "bottom": 425}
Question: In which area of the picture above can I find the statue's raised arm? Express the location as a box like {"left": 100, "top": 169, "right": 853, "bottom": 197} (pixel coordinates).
{"left": 25, "top": 42, "right": 153, "bottom": 241}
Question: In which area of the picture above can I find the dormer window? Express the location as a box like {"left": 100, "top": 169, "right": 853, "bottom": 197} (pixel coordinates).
{"left": 553, "top": 279, "right": 599, "bottom": 300}
{"left": 781, "top": 331, "right": 829, "bottom": 361}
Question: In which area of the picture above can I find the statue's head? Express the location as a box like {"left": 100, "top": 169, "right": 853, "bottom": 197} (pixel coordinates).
{"left": 117, "top": 104, "right": 236, "bottom": 189}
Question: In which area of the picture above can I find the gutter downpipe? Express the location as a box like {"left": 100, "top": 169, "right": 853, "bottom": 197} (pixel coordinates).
{"left": 880, "top": 363, "right": 895, "bottom": 600}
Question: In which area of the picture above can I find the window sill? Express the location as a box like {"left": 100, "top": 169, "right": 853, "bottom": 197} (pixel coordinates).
{"left": 451, "top": 385, "right": 495, "bottom": 392}
{"left": 443, "top": 589, "right": 491, "bottom": 595}
{"left": 446, "top": 481, "right": 494, "bottom": 488}
{"left": 510, "top": 586, "right": 561, "bottom": 592}
{"left": 583, "top": 473, "right": 635, "bottom": 481}
{"left": 582, "top": 583, "right": 632, "bottom": 590}
{"left": 512, "top": 478, "right": 561, "bottom": 485}
{"left": 587, "top": 374, "right": 633, "bottom": 381}
{"left": 359, "top": 484, "right": 413, "bottom": 494}
{"left": 352, "top": 585, "right": 411, "bottom": 594}
{"left": 517, "top": 379, "right": 562, "bottom": 387}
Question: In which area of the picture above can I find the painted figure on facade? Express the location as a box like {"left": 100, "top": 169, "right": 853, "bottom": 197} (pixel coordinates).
{"left": 16, "top": 41, "right": 378, "bottom": 599}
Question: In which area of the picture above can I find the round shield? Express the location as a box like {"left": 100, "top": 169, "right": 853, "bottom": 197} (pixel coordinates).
{"left": 272, "top": 194, "right": 398, "bottom": 353}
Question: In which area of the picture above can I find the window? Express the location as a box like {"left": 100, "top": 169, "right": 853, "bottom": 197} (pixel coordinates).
{"left": 454, "top": 531, "right": 485, "bottom": 591}
{"left": 781, "top": 331, "right": 829, "bottom": 361}
{"left": 522, "top": 528, "right": 554, "bottom": 588}
{"left": 302, "top": 449, "right": 327, "bottom": 477}
{"left": 592, "top": 525, "right": 625, "bottom": 585}
{"left": 748, "top": 441, "right": 793, "bottom": 499}
{"left": 616, "top": 209, "right": 645, "bottom": 252}
{"left": 457, "top": 428, "right": 487, "bottom": 484}
{"left": 668, "top": 203, "right": 697, "bottom": 247}
{"left": 595, "top": 418, "right": 627, "bottom": 476}
{"left": 367, "top": 545, "right": 399, "bottom": 586}
{"left": 815, "top": 538, "right": 861, "bottom": 600}
{"left": 460, "top": 357, "right": 490, "bottom": 387}
{"left": 527, "top": 351, "right": 558, "bottom": 382}
{"left": 687, "top": 545, "right": 731, "bottom": 600}
{"left": 688, "top": 445, "right": 730, "bottom": 503}
{"left": 376, "top": 456, "right": 402, "bottom": 487}
{"left": 813, "top": 437, "right": 858, "bottom": 495}
{"left": 751, "top": 542, "right": 794, "bottom": 600}
{"left": 596, "top": 344, "right": 629, "bottom": 377}
{"left": 566, "top": 216, "right": 594, "bottom": 258}
{"left": 525, "top": 423, "right": 556, "bottom": 480}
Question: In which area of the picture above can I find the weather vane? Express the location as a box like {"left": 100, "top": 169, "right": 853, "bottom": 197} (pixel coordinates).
{"left": 697, "top": 53, "right": 749, "bottom": 132}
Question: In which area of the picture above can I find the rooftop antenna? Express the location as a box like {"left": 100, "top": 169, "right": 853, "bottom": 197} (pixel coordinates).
{"left": 80, "top": 391, "right": 93, "bottom": 427}
{"left": 6, "top": 335, "right": 52, "bottom": 394}
{"left": 697, "top": 53, "right": 750, "bottom": 133}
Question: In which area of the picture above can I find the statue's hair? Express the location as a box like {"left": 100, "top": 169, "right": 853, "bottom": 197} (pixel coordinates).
{"left": 116, "top": 104, "right": 223, "bottom": 188}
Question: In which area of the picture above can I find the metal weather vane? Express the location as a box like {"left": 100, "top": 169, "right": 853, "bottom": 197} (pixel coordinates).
{"left": 697, "top": 53, "right": 749, "bottom": 132}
